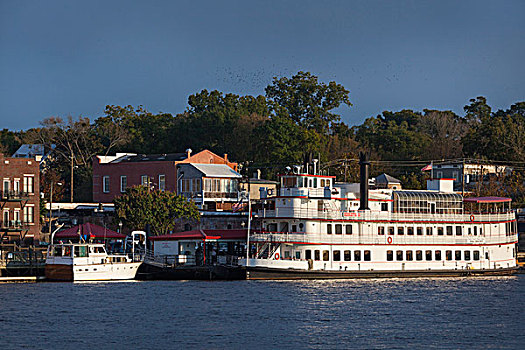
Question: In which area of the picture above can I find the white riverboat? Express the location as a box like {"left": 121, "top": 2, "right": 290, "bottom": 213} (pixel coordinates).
{"left": 242, "top": 157, "right": 518, "bottom": 279}
{"left": 45, "top": 231, "right": 145, "bottom": 281}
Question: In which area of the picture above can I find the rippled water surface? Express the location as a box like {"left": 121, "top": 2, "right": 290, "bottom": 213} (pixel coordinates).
{"left": 1, "top": 276, "right": 524, "bottom": 349}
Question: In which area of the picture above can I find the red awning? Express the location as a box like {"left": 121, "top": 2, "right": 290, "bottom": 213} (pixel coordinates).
{"left": 463, "top": 196, "right": 512, "bottom": 203}
{"left": 149, "top": 229, "right": 247, "bottom": 241}
{"left": 55, "top": 223, "right": 127, "bottom": 239}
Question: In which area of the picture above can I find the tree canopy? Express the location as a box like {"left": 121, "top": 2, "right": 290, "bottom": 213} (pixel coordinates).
{"left": 114, "top": 186, "right": 200, "bottom": 236}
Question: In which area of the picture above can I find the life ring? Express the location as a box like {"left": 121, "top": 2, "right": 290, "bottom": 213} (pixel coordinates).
{"left": 470, "top": 215, "right": 475, "bottom": 222}
{"left": 274, "top": 253, "right": 280, "bottom": 260}
{"left": 387, "top": 237, "right": 393, "bottom": 244}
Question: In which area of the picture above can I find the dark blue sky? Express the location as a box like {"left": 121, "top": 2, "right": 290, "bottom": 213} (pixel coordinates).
{"left": 1, "top": 0, "right": 524, "bottom": 130}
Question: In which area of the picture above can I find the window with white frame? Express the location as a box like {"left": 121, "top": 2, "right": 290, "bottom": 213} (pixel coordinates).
{"left": 23, "top": 176, "right": 34, "bottom": 193}
{"left": 23, "top": 206, "right": 34, "bottom": 223}
{"left": 3, "top": 210, "right": 9, "bottom": 226}
{"left": 158, "top": 175, "right": 165, "bottom": 191}
{"left": 141, "top": 175, "right": 149, "bottom": 186}
{"left": 120, "top": 176, "right": 127, "bottom": 193}
{"left": 3, "top": 179, "right": 9, "bottom": 195}
{"left": 192, "top": 178, "right": 201, "bottom": 192}
{"left": 103, "top": 176, "right": 110, "bottom": 193}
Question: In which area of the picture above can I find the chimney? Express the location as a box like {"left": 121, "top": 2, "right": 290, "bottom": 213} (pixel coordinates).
{"left": 224, "top": 153, "right": 228, "bottom": 162}
{"left": 252, "top": 169, "right": 261, "bottom": 180}
{"left": 359, "top": 151, "right": 370, "bottom": 210}
{"left": 186, "top": 148, "right": 192, "bottom": 159}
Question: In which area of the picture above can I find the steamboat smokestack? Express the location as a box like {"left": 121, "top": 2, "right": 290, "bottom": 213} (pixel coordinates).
{"left": 359, "top": 151, "right": 370, "bottom": 210}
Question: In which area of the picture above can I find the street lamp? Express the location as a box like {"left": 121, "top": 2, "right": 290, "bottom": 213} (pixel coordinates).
{"left": 48, "top": 181, "right": 63, "bottom": 243}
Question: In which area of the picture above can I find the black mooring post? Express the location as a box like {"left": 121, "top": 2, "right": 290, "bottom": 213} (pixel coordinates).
{"left": 359, "top": 151, "right": 370, "bottom": 211}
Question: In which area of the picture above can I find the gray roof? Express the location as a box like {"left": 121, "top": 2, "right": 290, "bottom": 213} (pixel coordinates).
{"left": 110, "top": 153, "right": 187, "bottom": 163}
{"left": 12, "top": 144, "right": 45, "bottom": 157}
{"left": 188, "top": 163, "right": 242, "bottom": 178}
{"left": 375, "top": 173, "right": 401, "bottom": 184}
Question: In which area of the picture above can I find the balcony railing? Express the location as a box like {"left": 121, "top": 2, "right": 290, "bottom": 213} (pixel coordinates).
{"left": 1, "top": 190, "right": 30, "bottom": 201}
{"left": 0, "top": 220, "right": 30, "bottom": 231}
{"left": 203, "top": 191, "right": 239, "bottom": 199}
{"left": 258, "top": 208, "right": 516, "bottom": 223}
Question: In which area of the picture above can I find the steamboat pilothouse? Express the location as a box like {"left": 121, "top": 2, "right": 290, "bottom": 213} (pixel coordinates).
{"left": 241, "top": 154, "right": 518, "bottom": 279}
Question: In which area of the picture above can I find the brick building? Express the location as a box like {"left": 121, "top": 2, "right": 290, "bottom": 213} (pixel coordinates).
{"left": 0, "top": 154, "right": 40, "bottom": 243}
{"left": 93, "top": 149, "right": 237, "bottom": 203}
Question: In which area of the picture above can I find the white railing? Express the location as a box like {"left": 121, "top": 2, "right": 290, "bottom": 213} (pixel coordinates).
{"left": 259, "top": 208, "right": 515, "bottom": 223}
{"left": 279, "top": 187, "right": 330, "bottom": 198}
{"left": 250, "top": 232, "right": 517, "bottom": 246}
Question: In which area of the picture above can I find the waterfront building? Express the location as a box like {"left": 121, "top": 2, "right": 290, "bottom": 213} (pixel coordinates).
{"left": 0, "top": 153, "right": 40, "bottom": 244}
{"left": 149, "top": 229, "right": 247, "bottom": 266}
{"left": 424, "top": 159, "right": 512, "bottom": 191}
{"left": 92, "top": 149, "right": 237, "bottom": 203}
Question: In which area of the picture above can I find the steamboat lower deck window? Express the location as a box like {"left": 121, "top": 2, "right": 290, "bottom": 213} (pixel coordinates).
{"left": 314, "top": 250, "right": 320, "bottom": 261}
{"left": 335, "top": 224, "right": 342, "bottom": 234}
{"left": 323, "top": 250, "right": 329, "bottom": 261}
{"left": 447, "top": 226, "right": 453, "bottom": 235}
{"left": 396, "top": 250, "right": 403, "bottom": 261}
{"left": 388, "top": 227, "right": 395, "bottom": 235}
{"left": 387, "top": 250, "right": 394, "bottom": 261}
{"left": 364, "top": 250, "right": 371, "bottom": 261}
{"left": 407, "top": 227, "right": 414, "bottom": 235}
{"left": 435, "top": 251, "right": 442, "bottom": 261}
{"left": 455, "top": 250, "right": 462, "bottom": 260}
{"left": 305, "top": 250, "right": 312, "bottom": 260}
{"left": 456, "top": 226, "right": 463, "bottom": 236}
{"left": 417, "top": 227, "right": 423, "bottom": 235}
{"left": 464, "top": 251, "right": 471, "bottom": 261}
{"left": 446, "top": 250, "right": 452, "bottom": 261}
{"left": 333, "top": 250, "right": 341, "bottom": 261}
{"left": 344, "top": 250, "right": 351, "bottom": 261}
{"left": 426, "top": 227, "right": 433, "bottom": 235}
{"left": 398, "top": 227, "right": 404, "bottom": 235}
{"left": 474, "top": 251, "right": 480, "bottom": 260}
{"left": 378, "top": 226, "right": 385, "bottom": 235}
{"left": 354, "top": 251, "right": 361, "bottom": 261}
{"left": 327, "top": 224, "right": 332, "bottom": 234}
{"left": 425, "top": 250, "right": 432, "bottom": 261}
{"left": 346, "top": 225, "right": 353, "bottom": 235}
{"left": 416, "top": 251, "right": 423, "bottom": 261}
{"left": 438, "top": 227, "right": 444, "bottom": 236}
{"left": 406, "top": 251, "right": 413, "bottom": 261}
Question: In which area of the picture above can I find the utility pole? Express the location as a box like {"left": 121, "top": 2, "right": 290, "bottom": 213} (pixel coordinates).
{"left": 48, "top": 181, "right": 62, "bottom": 242}
{"left": 245, "top": 177, "right": 251, "bottom": 266}
{"left": 70, "top": 156, "right": 74, "bottom": 202}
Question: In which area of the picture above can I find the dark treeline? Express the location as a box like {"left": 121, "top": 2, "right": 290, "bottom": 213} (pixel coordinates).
{"left": 1, "top": 72, "right": 524, "bottom": 204}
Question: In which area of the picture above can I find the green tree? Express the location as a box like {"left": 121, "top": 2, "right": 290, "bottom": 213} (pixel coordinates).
{"left": 355, "top": 110, "right": 430, "bottom": 160}
{"left": 102, "top": 105, "right": 176, "bottom": 154}
{"left": 265, "top": 71, "right": 352, "bottom": 133}
{"left": 462, "top": 99, "right": 525, "bottom": 161}
{"left": 174, "top": 90, "right": 269, "bottom": 160}
{"left": 114, "top": 186, "right": 200, "bottom": 236}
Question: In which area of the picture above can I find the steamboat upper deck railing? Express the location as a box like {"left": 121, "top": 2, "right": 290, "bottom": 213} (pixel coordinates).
{"left": 258, "top": 208, "right": 515, "bottom": 223}
{"left": 250, "top": 231, "right": 517, "bottom": 246}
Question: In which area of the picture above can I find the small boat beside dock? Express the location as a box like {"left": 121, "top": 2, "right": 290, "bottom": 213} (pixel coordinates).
{"left": 45, "top": 242, "right": 142, "bottom": 281}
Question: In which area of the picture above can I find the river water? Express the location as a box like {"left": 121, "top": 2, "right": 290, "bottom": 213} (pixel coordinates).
{"left": 1, "top": 276, "right": 524, "bottom": 349}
